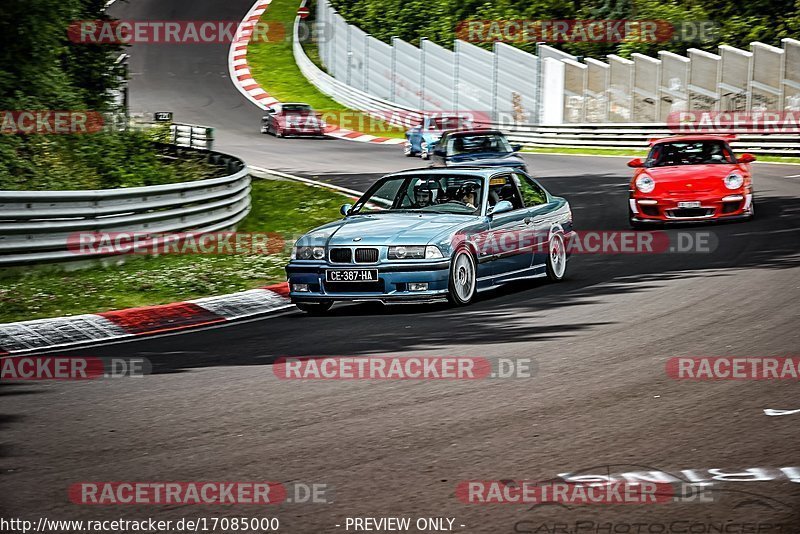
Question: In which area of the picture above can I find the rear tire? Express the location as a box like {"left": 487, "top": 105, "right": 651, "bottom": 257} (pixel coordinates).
{"left": 403, "top": 141, "right": 415, "bottom": 157}
{"left": 447, "top": 249, "right": 477, "bottom": 306}
{"left": 545, "top": 233, "right": 567, "bottom": 282}
{"left": 296, "top": 302, "right": 333, "bottom": 315}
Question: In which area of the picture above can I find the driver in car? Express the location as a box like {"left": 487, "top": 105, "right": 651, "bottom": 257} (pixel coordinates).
{"left": 457, "top": 182, "right": 480, "bottom": 209}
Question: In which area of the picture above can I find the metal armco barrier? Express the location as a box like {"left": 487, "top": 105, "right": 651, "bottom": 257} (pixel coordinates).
{"left": 504, "top": 124, "right": 800, "bottom": 155}
{"left": 295, "top": 15, "right": 800, "bottom": 155}
{"left": 131, "top": 120, "right": 215, "bottom": 150}
{"left": 0, "top": 148, "right": 250, "bottom": 266}
{"left": 314, "top": 0, "right": 800, "bottom": 128}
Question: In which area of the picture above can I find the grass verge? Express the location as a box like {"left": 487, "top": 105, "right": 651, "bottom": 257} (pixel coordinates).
{"left": 0, "top": 179, "right": 345, "bottom": 323}
{"left": 246, "top": 0, "right": 406, "bottom": 139}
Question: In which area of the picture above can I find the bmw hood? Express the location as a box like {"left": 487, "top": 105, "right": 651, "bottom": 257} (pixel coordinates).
{"left": 447, "top": 152, "right": 525, "bottom": 168}
{"left": 302, "top": 213, "right": 473, "bottom": 247}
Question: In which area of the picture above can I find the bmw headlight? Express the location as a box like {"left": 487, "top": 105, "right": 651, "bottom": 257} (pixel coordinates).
{"left": 724, "top": 173, "right": 744, "bottom": 190}
{"left": 292, "top": 246, "right": 325, "bottom": 260}
{"left": 388, "top": 246, "right": 443, "bottom": 260}
{"left": 635, "top": 174, "right": 656, "bottom": 193}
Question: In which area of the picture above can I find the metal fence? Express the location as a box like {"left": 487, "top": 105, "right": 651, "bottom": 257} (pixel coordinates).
{"left": 315, "top": 0, "right": 800, "bottom": 125}
{"left": 0, "top": 148, "right": 250, "bottom": 266}
{"left": 296, "top": 13, "right": 800, "bottom": 154}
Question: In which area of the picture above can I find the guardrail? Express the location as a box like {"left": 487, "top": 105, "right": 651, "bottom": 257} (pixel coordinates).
{"left": 132, "top": 121, "right": 215, "bottom": 150}
{"left": 0, "top": 147, "right": 250, "bottom": 267}
{"left": 293, "top": 16, "right": 800, "bottom": 156}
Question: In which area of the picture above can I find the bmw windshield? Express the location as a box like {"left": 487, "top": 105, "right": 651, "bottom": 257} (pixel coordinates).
{"left": 351, "top": 175, "right": 484, "bottom": 215}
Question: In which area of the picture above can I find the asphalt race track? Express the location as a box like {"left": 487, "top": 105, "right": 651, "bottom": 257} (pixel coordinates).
{"left": 1, "top": 0, "right": 799, "bottom": 531}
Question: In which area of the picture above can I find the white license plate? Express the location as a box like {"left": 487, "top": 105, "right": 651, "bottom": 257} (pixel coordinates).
{"left": 326, "top": 269, "right": 378, "bottom": 282}
{"left": 678, "top": 201, "right": 701, "bottom": 208}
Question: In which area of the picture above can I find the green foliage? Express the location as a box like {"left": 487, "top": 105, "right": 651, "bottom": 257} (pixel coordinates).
{"left": 328, "top": 0, "right": 800, "bottom": 58}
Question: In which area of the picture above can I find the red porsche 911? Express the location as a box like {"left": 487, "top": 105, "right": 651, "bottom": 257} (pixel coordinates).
{"left": 627, "top": 135, "right": 756, "bottom": 227}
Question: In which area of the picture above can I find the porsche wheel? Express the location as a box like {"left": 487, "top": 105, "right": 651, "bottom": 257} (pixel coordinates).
{"left": 545, "top": 233, "right": 567, "bottom": 282}
{"left": 296, "top": 302, "right": 333, "bottom": 315}
{"left": 447, "top": 249, "right": 476, "bottom": 306}
{"left": 420, "top": 141, "right": 430, "bottom": 160}
{"left": 260, "top": 123, "right": 268, "bottom": 134}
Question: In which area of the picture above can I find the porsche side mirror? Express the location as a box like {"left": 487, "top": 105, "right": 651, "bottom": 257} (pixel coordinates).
{"left": 512, "top": 144, "right": 522, "bottom": 152}
{"left": 433, "top": 148, "right": 446, "bottom": 157}
{"left": 627, "top": 158, "right": 644, "bottom": 168}
{"left": 488, "top": 200, "right": 513, "bottom": 216}
{"left": 266, "top": 107, "right": 277, "bottom": 114}
{"left": 340, "top": 204, "right": 352, "bottom": 216}
{"left": 738, "top": 153, "right": 756, "bottom": 164}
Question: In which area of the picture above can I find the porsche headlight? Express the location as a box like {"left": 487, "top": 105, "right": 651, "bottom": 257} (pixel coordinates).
{"left": 388, "top": 246, "right": 443, "bottom": 260}
{"left": 292, "top": 246, "right": 325, "bottom": 260}
{"left": 724, "top": 173, "right": 744, "bottom": 190}
{"left": 635, "top": 174, "right": 656, "bottom": 193}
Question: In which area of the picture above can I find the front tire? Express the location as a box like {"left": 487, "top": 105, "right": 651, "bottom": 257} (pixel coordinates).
{"left": 447, "top": 249, "right": 477, "bottom": 306}
{"left": 296, "top": 302, "right": 333, "bottom": 315}
{"left": 403, "top": 141, "right": 415, "bottom": 157}
{"left": 545, "top": 233, "right": 567, "bottom": 281}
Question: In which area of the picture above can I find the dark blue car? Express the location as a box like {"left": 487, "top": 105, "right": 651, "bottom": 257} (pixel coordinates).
{"left": 403, "top": 116, "right": 473, "bottom": 159}
{"left": 432, "top": 129, "right": 527, "bottom": 171}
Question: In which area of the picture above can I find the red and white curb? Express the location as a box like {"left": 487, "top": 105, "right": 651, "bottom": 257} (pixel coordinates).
{"left": 227, "top": 0, "right": 404, "bottom": 145}
{"left": 0, "top": 283, "right": 291, "bottom": 356}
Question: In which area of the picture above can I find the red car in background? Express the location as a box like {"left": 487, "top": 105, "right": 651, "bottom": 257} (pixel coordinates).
{"left": 627, "top": 135, "right": 756, "bottom": 227}
{"left": 260, "top": 103, "right": 325, "bottom": 138}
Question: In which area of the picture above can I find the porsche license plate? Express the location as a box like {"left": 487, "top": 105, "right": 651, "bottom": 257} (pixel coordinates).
{"left": 677, "top": 201, "right": 701, "bottom": 208}
{"left": 326, "top": 269, "right": 378, "bottom": 282}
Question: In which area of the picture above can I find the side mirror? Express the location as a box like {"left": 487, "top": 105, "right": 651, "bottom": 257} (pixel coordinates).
{"left": 266, "top": 107, "right": 277, "bottom": 114}
{"left": 340, "top": 204, "right": 352, "bottom": 216}
{"left": 512, "top": 144, "right": 522, "bottom": 152}
{"left": 488, "top": 200, "right": 513, "bottom": 216}
{"left": 627, "top": 158, "right": 644, "bottom": 168}
{"left": 433, "top": 148, "right": 446, "bottom": 157}
{"left": 738, "top": 153, "right": 756, "bottom": 164}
